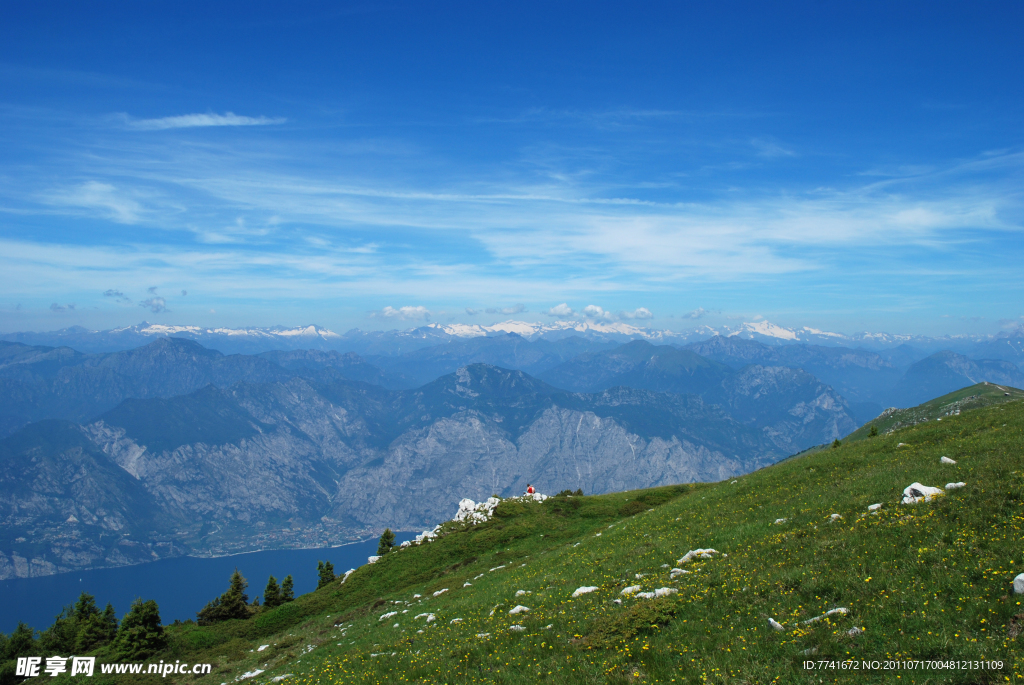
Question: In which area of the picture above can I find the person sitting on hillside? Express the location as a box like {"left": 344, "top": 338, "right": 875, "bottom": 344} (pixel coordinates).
{"left": 526, "top": 484, "right": 535, "bottom": 495}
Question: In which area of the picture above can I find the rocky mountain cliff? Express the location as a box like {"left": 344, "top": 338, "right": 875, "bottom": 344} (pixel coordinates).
{"left": 0, "top": 364, "right": 778, "bottom": 579}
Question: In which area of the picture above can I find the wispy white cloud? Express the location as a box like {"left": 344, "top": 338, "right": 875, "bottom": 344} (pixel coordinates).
{"left": 751, "top": 137, "right": 796, "bottom": 158}
{"left": 125, "top": 112, "right": 286, "bottom": 131}
{"left": 43, "top": 181, "right": 144, "bottom": 224}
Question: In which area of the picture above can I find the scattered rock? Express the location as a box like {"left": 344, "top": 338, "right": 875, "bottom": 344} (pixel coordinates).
{"left": 509, "top": 605, "right": 529, "bottom": 615}
{"left": 476, "top": 633, "right": 491, "bottom": 638}
{"left": 256, "top": 644, "right": 269, "bottom": 652}
{"left": 769, "top": 618, "right": 784, "bottom": 631}
{"left": 868, "top": 503, "right": 882, "bottom": 512}
{"left": 677, "top": 548, "right": 719, "bottom": 564}
{"left": 802, "top": 608, "right": 848, "bottom": 625}
{"left": 509, "top": 625, "right": 526, "bottom": 632}
{"left": 379, "top": 612, "right": 398, "bottom": 621}
{"left": 654, "top": 587, "right": 678, "bottom": 598}
{"left": 897, "top": 443, "right": 908, "bottom": 447}
{"left": 774, "top": 518, "right": 787, "bottom": 524}
{"left": 829, "top": 514, "right": 842, "bottom": 522}
{"left": 945, "top": 482, "right": 966, "bottom": 490}
{"left": 432, "top": 589, "right": 448, "bottom": 597}
{"left": 636, "top": 592, "right": 656, "bottom": 599}
{"left": 367, "top": 555, "right": 381, "bottom": 564}
{"left": 848, "top": 627, "right": 863, "bottom": 637}
{"left": 613, "top": 599, "right": 622, "bottom": 605}
{"left": 572, "top": 586, "right": 599, "bottom": 597}
{"left": 901, "top": 482, "right": 944, "bottom": 504}
{"left": 620, "top": 585, "right": 642, "bottom": 595}
{"left": 1014, "top": 573, "right": 1024, "bottom": 595}
{"left": 940, "top": 456, "right": 957, "bottom": 465}
{"left": 802, "top": 647, "right": 818, "bottom": 656}
{"left": 450, "top": 618, "right": 462, "bottom": 624}
{"left": 669, "top": 568, "right": 689, "bottom": 578}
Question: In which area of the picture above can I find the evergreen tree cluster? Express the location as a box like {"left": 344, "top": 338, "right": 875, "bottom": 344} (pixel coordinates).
{"left": 0, "top": 592, "right": 167, "bottom": 685}
{"left": 316, "top": 560, "right": 336, "bottom": 589}
{"left": 196, "top": 569, "right": 260, "bottom": 625}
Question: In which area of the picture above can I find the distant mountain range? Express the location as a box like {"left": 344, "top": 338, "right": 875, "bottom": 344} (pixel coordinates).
{"left": 1, "top": 321, "right": 1023, "bottom": 580}
{"left": 4, "top": 319, "right": 1023, "bottom": 360}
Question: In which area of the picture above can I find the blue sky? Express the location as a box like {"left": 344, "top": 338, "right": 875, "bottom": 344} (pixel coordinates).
{"left": 1, "top": 1, "right": 1022, "bottom": 336}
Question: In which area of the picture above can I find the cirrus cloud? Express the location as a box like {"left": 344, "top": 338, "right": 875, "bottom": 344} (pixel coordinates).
{"left": 125, "top": 112, "right": 287, "bottom": 131}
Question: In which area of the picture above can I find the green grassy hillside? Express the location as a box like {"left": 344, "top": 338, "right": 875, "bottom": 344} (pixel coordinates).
{"left": 22, "top": 395, "right": 1024, "bottom": 684}
{"left": 845, "top": 381, "right": 1024, "bottom": 443}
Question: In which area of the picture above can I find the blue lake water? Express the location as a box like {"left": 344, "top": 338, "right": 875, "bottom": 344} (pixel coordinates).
{"left": 1, "top": 533, "right": 415, "bottom": 634}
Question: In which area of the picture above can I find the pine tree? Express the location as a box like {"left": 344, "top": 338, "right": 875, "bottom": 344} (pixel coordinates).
{"left": 196, "top": 569, "right": 255, "bottom": 624}
{"left": 280, "top": 575, "right": 295, "bottom": 602}
{"left": 377, "top": 528, "right": 396, "bottom": 556}
{"left": 113, "top": 599, "right": 166, "bottom": 660}
{"left": 39, "top": 604, "right": 77, "bottom": 654}
{"left": 72, "top": 593, "right": 114, "bottom": 652}
{"left": 263, "top": 576, "right": 282, "bottom": 609}
{"left": 869, "top": 425, "right": 879, "bottom": 437}
{"left": 317, "top": 560, "right": 336, "bottom": 589}
{"left": 832, "top": 438, "right": 842, "bottom": 449}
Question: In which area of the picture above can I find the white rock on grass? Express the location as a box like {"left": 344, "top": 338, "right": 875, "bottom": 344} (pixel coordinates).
{"left": 620, "top": 585, "right": 642, "bottom": 595}
{"left": 848, "top": 627, "right": 864, "bottom": 636}
{"left": 829, "top": 514, "right": 842, "bottom": 522}
{"left": 367, "top": 555, "right": 381, "bottom": 564}
{"left": 945, "top": 482, "right": 966, "bottom": 490}
{"left": 515, "top": 590, "right": 531, "bottom": 596}
{"left": 940, "top": 456, "right": 957, "bottom": 465}
{"left": 901, "top": 483, "right": 944, "bottom": 504}
{"left": 636, "top": 592, "right": 656, "bottom": 599}
{"left": 450, "top": 618, "right": 463, "bottom": 624}
{"left": 768, "top": 618, "right": 784, "bottom": 631}
{"left": 868, "top": 504, "right": 882, "bottom": 512}
{"left": 774, "top": 518, "right": 787, "bottom": 524}
{"left": 669, "top": 568, "right": 689, "bottom": 578}
{"left": 509, "top": 605, "right": 529, "bottom": 615}
{"left": 257, "top": 644, "right": 269, "bottom": 652}
{"left": 414, "top": 613, "right": 435, "bottom": 622}
{"left": 509, "top": 625, "right": 526, "bottom": 632}
{"left": 463, "top": 582, "right": 472, "bottom": 587}
{"left": 572, "top": 586, "right": 599, "bottom": 597}
{"left": 654, "top": 587, "right": 678, "bottom": 598}
{"left": 801, "top": 608, "right": 848, "bottom": 625}
{"left": 379, "top": 612, "right": 398, "bottom": 622}
{"left": 1013, "top": 573, "right": 1024, "bottom": 594}
{"left": 433, "top": 588, "right": 448, "bottom": 597}
{"left": 476, "top": 632, "right": 490, "bottom": 638}
{"left": 677, "top": 548, "right": 719, "bottom": 564}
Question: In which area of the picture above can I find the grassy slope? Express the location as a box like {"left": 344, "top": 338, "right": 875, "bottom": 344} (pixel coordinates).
{"left": 36, "top": 397, "right": 1024, "bottom": 684}
{"left": 845, "top": 382, "right": 1024, "bottom": 442}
